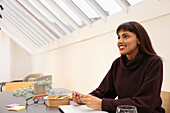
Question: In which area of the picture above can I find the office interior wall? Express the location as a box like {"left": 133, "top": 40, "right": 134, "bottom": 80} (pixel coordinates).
{"left": 0, "top": 31, "right": 10, "bottom": 82}
{"left": 143, "top": 15, "right": 170, "bottom": 92}
{"left": 10, "top": 40, "right": 31, "bottom": 80}
{"left": 31, "top": 31, "right": 119, "bottom": 93}
{"left": 0, "top": 30, "right": 31, "bottom": 82}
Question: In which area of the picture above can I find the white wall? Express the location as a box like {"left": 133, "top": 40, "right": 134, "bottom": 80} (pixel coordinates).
{"left": 0, "top": 30, "right": 31, "bottom": 82}
{"left": 10, "top": 40, "right": 31, "bottom": 80}
{"left": 31, "top": 32, "right": 119, "bottom": 93}
{"left": 143, "top": 15, "right": 170, "bottom": 91}
{"left": 0, "top": 30, "right": 10, "bottom": 82}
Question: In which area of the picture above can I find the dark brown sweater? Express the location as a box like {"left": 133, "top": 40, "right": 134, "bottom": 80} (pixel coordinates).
{"left": 90, "top": 52, "right": 165, "bottom": 113}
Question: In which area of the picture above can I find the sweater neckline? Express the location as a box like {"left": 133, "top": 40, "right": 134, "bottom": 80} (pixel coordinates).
{"left": 120, "top": 51, "right": 146, "bottom": 70}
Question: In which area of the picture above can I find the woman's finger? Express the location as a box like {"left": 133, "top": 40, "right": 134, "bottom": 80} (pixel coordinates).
{"left": 80, "top": 94, "right": 87, "bottom": 98}
{"left": 80, "top": 97, "right": 90, "bottom": 103}
{"left": 72, "top": 90, "right": 85, "bottom": 104}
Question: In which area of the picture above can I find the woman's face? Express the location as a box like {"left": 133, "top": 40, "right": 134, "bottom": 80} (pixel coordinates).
{"left": 117, "top": 30, "right": 140, "bottom": 60}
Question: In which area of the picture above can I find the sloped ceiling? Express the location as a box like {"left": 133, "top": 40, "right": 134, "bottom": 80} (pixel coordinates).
{"left": 0, "top": 0, "right": 142, "bottom": 54}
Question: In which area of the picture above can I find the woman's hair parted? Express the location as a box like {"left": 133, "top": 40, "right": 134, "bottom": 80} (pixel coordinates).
{"left": 116, "top": 21, "right": 157, "bottom": 56}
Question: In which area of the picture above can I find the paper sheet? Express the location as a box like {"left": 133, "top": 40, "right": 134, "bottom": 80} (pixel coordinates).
{"left": 7, "top": 106, "right": 26, "bottom": 111}
{"left": 6, "top": 104, "right": 22, "bottom": 108}
{"left": 59, "top": 105, "right": 108, "bottom": 113}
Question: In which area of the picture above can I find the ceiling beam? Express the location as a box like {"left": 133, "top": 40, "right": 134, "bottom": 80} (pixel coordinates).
{"left": 0, "top": 19, "right": 33, "bottom": 53}
{"left": 0, "top": 3, "right": 39, "bottom": 48}
{"left": 62, "top": 0, "right": 92, "bottom": 26}
{"left": 2, "top": 15, "right": 39, "bottom": 48}
{"left": 18, "top": 0, "right": 64, "bottom": 37}
{"left": 10, "top": 0, "right": 58, "bottom": 41}
{"left": 3, "top": 9, "right": 43, "bottom": 47}
{"left": 1, "top": 20, "right": 35, "bottom": 50}
{"left": 5, "top": 8, "right": 45, "bottom": 47}
{"left": 46, "top": 0, "right": 80, "bottom": 31}
{"left": 115, "top": 0, "right": 130, "bottom": 13}
{"left": 5, "top": 0, "right": 50, "bottom": 45}
{"left": 85, "top": 0, "right": 108, "bottom": 20}
{"left": 30, "top": 0, "right": 71, "bottom": 35}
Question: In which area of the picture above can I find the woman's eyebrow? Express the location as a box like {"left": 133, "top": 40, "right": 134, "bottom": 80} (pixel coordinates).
{"left": 122, "top": 33, "right": 129, "bottom": 36}
{"left": 118, "top": 33, "right": 129, "bottom": 36}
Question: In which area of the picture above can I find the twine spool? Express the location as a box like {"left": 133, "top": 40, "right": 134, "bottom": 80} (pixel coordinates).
{"left": 34, "top": 84, "right": 46, "bottom": 95}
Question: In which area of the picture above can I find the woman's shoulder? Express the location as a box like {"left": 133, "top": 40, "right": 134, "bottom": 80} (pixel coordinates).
{"left": 146, "top": 54, "right": 162, "bottom": 61}
{"left": 144, "top": 54, "right": 163, "bottom": 65}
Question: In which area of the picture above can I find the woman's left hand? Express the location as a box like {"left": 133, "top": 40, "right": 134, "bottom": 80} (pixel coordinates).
{"left": 80, "top": 94, "right": 102, "bottom": 109}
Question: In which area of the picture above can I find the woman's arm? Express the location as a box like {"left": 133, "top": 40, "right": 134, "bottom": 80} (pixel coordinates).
{"left": 90, "top": 66, "right": 117, "bottom": 99}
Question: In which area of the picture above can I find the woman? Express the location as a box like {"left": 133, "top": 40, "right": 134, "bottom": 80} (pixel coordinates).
{"left": 72, "top": 21, "right": 165, "bottom": 113}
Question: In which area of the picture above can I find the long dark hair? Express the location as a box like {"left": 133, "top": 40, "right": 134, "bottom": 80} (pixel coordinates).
{"left": 116, "top": 21, "right": 157, "bottom": 56}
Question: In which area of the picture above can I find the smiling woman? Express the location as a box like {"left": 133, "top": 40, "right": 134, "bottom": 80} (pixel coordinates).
{"left": 116, "top": 22, "right": 157, "bottom": 57}
{"left": 72, "top": 21, "right": 165, "bottom": 113}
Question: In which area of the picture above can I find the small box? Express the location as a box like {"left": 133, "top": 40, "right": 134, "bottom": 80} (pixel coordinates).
{"left": 47, "top": 95, "right": 70, "bottom": 107}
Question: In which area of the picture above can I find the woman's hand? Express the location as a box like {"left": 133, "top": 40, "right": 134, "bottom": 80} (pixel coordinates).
{"left": 80, "top": 94, "right": 102, "bottom": 109}
{"left": 72, "top": 91, "right": 84, "bottom": 104}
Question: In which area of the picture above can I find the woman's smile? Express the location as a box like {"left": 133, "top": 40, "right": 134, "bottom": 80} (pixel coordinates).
{"left": 119, "top": 45, "right": 127, "bottom": 50}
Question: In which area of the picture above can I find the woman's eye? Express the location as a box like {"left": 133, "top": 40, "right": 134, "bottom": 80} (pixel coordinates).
{"left": 118, "top": 37, "right": 120, "bottom": 39}
{"left": 124, "top": 35, "right": 128, "bottom": 38}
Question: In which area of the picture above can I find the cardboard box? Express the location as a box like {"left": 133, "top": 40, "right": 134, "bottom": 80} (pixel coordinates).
{"left": 47, "top": 95, "right": 70, "bottom": 107}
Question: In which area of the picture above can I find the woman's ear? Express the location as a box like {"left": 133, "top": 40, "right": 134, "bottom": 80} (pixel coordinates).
{"left": 137, "top": 38, "right": 140, "bottom": 44}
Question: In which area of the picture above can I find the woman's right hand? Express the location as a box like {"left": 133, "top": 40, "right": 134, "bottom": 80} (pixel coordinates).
{"left": 72, "top": 90, "right": 84, "bottom": 104}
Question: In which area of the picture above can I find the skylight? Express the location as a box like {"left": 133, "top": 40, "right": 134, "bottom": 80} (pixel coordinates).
{"left": 127, "top": 0, "right": 143, "bottom": 5}
{"left": 95, "top": 0, "right": 122, "bottom": 15}
{"left": 71, "top": 0, "right": 100, "bottom": 22}
{"left": 40, "top": 0, "right": 75, "bottom": 32}
{"left": 53, "top": 0, "right": 84, "bottom": 27}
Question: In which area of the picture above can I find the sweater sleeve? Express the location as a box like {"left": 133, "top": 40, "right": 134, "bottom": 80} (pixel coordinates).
{"left": 90, "top": 64, "right": 117, "bottom": 99}
{"left": 102, "top": 57, "right": 163, "bottom": 113}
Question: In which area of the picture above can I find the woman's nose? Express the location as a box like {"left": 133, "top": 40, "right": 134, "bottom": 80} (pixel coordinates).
{"left": 118, "top": 38, "right": 124, "bottom": 43}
